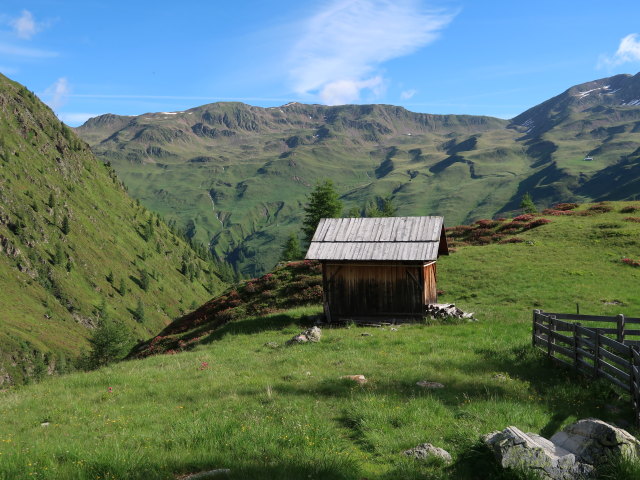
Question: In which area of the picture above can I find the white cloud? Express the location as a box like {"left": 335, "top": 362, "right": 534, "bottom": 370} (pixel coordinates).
{"left": 400, "top": 89, "right": 417, "bottom": 100}
{"left": 289, "top": 0, "right": 454, "bottom": 105}
{"left": 58, "top": 112, "right": 99, "bottom": 126}
{"left": 599, "top": 33, "right": 640, "bottom": 68}
{"left": 320, "top": 76, "right": 384, "bottom": 105}
{"left": 10, "top": 10, "right": 39, "bottom": 39}
{"left": 43, "top": 77, "right": 70, "bottom": 109}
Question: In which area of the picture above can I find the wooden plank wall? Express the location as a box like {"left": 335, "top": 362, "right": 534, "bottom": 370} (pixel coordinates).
{"left": 423, "top": 263, "right": 437, "bottom": 304}
{"left": 323, "top": 263, "right": 424, "bottom": 319}
{"left": 532, "top": 310, "right": 640, "bottom": 426}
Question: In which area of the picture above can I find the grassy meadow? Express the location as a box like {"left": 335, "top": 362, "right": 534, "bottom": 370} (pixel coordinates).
{"left": 1, "top": 202, "right": 640, "bottom": 479}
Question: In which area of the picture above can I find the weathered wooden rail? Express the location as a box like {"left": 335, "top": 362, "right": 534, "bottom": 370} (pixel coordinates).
{"left": 532, "top": 310, "right": 640, "bottom": 426}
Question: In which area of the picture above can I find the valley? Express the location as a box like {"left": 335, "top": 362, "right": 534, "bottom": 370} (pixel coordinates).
{"left": 76, "top": 73, "right": 640, "bottom": 276}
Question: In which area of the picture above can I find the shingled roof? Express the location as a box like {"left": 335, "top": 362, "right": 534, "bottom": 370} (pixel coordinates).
{"left": 305, "top": 216, "right": 447, "bottom": 261}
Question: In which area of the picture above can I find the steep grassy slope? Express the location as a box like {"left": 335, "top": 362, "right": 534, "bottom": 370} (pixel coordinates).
{"left": 76, "top": 74, "right": 640, "bottom": 276}
{"left": 1, "top": 202, "right": 639, "bottom": 479}
{"left": 0, "top": 74, "right": 226, "bottom": 385}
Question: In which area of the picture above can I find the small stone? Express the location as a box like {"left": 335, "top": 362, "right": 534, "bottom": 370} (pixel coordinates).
{"left": 40, "top": 422, "right": 50, "bottom": 427}
{"left": 416, "top": 381, "right": 444, "bottom": 389}
{"left": 390, "top": 327, "right": 398, "bottom": 331}
{"left": 264, "top": 341, "right": 279, "bottom": 349}
{"left": 403, "top": 443, "right": 452, "bottom": 464}
{"left": 342, "top": 375, "right": 367, "bottom": 384}
{"left": 180, "top": 469, "right": 231, "bottom": 479}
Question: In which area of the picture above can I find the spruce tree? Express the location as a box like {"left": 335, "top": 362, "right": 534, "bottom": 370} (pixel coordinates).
{"left": 61, "top": 215, "right": 70, "bottom": 235}
{"left": 139, "top": 269, "right": 150, "bottom": 291}
{"left": 88, "top": 319, "right": 132, "bottom": 368}
{"left": 520, "top": 192, "right": 537, "bottom": 214}
{"left": 133, "top": 299, "right": 145, "bottom": 323}
{"left": 281, "top": 232, "right": 302, "bottom": 261}
{"left": 302, "top": 180, "right": 342, "bottom": 243}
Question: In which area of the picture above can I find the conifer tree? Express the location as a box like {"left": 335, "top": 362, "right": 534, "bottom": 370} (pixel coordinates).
{"left": 520, "top": 192, "right": 537, "bottom": 214}
{"left": 61, "top": 215, "right": 70, "bottom": 235}
{"left": 281, "top": 232, "right": 302, "bottom": 261}
{"left": 133, "top": 299, "right": 145, "bottom": 322}
{"left": 302, "top": 180, "right": 342, "bottom": 243}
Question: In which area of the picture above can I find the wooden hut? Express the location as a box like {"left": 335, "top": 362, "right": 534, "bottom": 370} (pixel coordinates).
{"left": 305, "top": 216, "right": 448, "bottom": 323}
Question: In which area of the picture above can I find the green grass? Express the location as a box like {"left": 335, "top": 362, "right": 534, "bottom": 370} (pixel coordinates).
{"left": 1, "top": 307, "right": 635, "bottom": 480}
{"left": 2, "top": 202, "right": 640, "bottom": 479}
{"left": 0, "top": 74, "right": 227, "bottom": 384}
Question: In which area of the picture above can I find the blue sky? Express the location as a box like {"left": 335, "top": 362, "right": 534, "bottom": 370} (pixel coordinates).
{"left": 1, "top": 0, "right": 640, "bottom": 126}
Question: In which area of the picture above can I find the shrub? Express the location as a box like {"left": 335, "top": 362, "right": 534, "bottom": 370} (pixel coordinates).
{"left": 513, "top": 214, "right": 535, "bottom": 222}
{"left": 553, "top": 202, "right": 579, "bottom": 211}
{"left": 620, "top": 205, "right": 639, "bottom": 213}
{"left": 522, "top": 218, "right": 552, "bottom": 230}
{"left": 542, "top": 209, "right": 574, "bottom": 216}
{"left": 621, "top": 257, "right": 640, "bottom": 267}
{"left": 474, "top": 219, "right": 499, "bottom": 228}
{"left": 499, "top": 237, "right": 525, "bottom": 244}
{"left": 587, "top": 203, "right": 613, "bottom": 213}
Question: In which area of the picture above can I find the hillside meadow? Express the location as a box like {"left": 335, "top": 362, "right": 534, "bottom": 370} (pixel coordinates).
{"left": 1, "top": 202, "right": 640, "bottom": 479}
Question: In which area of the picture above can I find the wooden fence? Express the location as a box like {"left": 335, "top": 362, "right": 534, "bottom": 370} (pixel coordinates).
{"left": 532, "top": 310, "right": 640, "bottom": 426}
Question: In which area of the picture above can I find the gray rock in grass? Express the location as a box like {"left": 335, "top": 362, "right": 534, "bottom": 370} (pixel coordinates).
{"left": 404, "top": 443, "right": 452, "bottom": 464}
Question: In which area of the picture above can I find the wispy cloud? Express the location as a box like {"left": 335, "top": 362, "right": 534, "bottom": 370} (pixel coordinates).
{"left": 289, "top": 0, "right": 455, "bottom": 105}
{"left": 599, "top": 33, "right": 640, "bottom": 68}
{"left": 10, "top": 10, "right": 40, "bottom": 39}
{"left": 43, "top": 77, "right": 70, "bottom": 109}
{"left": 0, "top": 42, "right": 58, "bottom": 58}
{"left": 400, "top": 89, "right": 417, "bottom": 100}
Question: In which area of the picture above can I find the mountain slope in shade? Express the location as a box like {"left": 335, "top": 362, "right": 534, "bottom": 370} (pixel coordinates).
{"left": 0, "top": 74, "right": 226, "bottom": 385}
{"left": 76, "top": 73, "right": 640, "bottom": 276}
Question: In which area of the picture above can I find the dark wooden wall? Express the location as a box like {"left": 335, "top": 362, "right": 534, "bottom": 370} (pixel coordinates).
{"left": 322, "top": 262, "right": 433, "bottom": 320}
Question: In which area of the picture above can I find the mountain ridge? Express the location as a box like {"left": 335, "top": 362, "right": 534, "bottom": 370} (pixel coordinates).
{"left": 76, "top": 72, "right": 640, "bottom": 275}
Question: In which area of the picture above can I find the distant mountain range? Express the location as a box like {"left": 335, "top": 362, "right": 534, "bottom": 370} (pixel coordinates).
{"left": 76, "top": 73, "right": 640, "bottom": 275}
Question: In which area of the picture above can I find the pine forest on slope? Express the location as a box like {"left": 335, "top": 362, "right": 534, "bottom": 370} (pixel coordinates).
{"left": 0, "top": 73, "right": 227, "bottom": 385}
{"left": 76, "top": 73, "right": 640, "bottom": 276}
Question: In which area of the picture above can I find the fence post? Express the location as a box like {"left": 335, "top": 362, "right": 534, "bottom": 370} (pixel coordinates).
{"left": 617, "top": 314, "right": 626, "bottom": 343}
{"left": 632, "top": 347, "right": 640, "bottom": 427}
{"left": 533, "top": 309, "right": 541, "bottom": 346}
{"left": 548, "top": 315, "right": 556, "bottom": 359}
{"left": 572, "top": 322, "right": 578, "bottom": 368}
{"left": 594, "top": 332, "right": 601, "bottom": 379}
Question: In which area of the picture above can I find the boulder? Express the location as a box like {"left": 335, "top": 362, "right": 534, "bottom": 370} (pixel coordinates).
{"left": 286, "top": 326, "right": 321, "bottom": 345}
{"left": 484, "top": 419, "right": 640, "bottom": 479}
{"left": 550, "top": 418, "right": 640, "bottom": 465}
{"left": 484, "top": 426, "right": 594, "bottom": 479}
{"left": 404, "top": 443, "right": 452, "bottom": 464}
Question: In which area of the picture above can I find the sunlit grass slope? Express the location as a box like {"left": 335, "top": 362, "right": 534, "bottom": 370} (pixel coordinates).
{"left": 0, "top": 74, "right": 226, "bottom": 385}
{"left": 1, "top": 202, "right": 639, "bottom": 479}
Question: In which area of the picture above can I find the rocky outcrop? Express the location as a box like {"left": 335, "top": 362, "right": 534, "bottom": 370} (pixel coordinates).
{"left": 484, "top": 419, "right": 640, "bottom": 479}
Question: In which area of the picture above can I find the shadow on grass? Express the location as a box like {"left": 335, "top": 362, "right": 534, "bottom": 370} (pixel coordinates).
{"left": 198, "top": 312, "right": 314, "bottom": 345}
